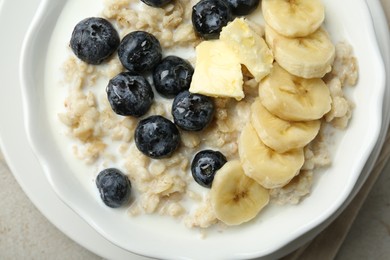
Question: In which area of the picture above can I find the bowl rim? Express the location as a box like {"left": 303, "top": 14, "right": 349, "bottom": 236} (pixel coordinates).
{"left": 19, "top": 0, "right": 387, "bottom": 259}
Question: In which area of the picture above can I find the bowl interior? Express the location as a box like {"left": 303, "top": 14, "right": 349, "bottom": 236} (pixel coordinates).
{"left": 20, "top": 0, "right": 386, "bottom": 259}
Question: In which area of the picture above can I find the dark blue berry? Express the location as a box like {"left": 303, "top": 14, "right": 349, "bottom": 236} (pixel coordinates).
{"left": 96, "top": 168, "right": 131, "bottom": 208}
{"left": 153, "top": 56, "right": 194, "bottom": 98}
{"left": 191, "top": 0, "right": 233, "bottom": 39}
{"left": 118, "top": 31, "right": 162, "bottom": 73}
{"left": 191, "top": 150, "right": 227, "bottom": 188}
{"left": 70, "top": 17, "right": 120, "bottom": 65}
{"left": 106, "top": 72, "right": 154, "bottom": 117}
{"left": 226, "top": 0, "right": 260, "bottom": 16}
{"left": 135, "top": 115, "right": 180, "bottom": 159}
{"left": 141, "top": 0, "right": 172, "bottom": 7}
{"left": 172, "top": 91, "right": 215, "bottom": 131}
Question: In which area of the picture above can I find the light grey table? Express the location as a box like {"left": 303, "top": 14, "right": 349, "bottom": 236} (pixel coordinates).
{"left": 1, "top": 1, "right": 389, "bottom": 259}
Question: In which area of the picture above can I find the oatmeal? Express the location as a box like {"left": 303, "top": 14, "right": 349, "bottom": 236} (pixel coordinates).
{"left": 102, "top": 0, "right": 200, "bottom": 48}
{"left": 59, "top": 0, "right": 358, "bottom": 229}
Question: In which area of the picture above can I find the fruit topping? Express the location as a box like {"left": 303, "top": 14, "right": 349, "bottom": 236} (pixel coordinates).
{"left": 191, "top": 150, "right": 227, "bottom": 188}
{"left": 172, "top": 91, "right": 215, "bottom": 131}
{"left": 153, "top": 56, "right": 194, "bottom": 98}
{"left": 258, "top": 63, "right": 331, "bottom": 121}
{"left": 226, "top": 0, "right": 260, "bottom": 16}
{"left": 238, "top": 123, "right": 304, "bottom": 189}
{"left": 106, "top": 72, "right": 154, "bottom": 117}
{"left": 118, "top": 31, "right": 162, "bottom": 73}
{"left": 191, "top": 0, "right": 233, "bottom": 39}
{"left": 135, "top": 115, "right": 180, "bottom": 159}
{"left": 262, "top": 0, "right": 324, "bottom": 38}
{"left": 210, "top": 160, "right": 269, "bottom": 225}
{"left": 140, "top": 0, "right": 172, "bottom": 7}
{"left": 265, "top": 25, "right": 335, "bottom": 79}
{"left": 70, "top": 17, "right": 120, "bottom": 65}
{"left": 250, "top": 99, "right": 321, "bottom": 153}
{"left": 96, "top": 168, "right": 131, "bottom": 208}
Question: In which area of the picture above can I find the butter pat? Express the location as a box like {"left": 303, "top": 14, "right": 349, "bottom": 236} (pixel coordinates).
{"left": 220, "top": 18, "right": 273, "bottom": 82}
{"left": 190, "top": 40, "right": 244, "bottom": 101}
{"left": 190, "top": 18, "right": 274, "bottom": 100}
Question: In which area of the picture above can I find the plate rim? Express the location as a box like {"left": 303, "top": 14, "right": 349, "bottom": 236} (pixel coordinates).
{"left": 13, "top": 1, "right": 390, "bottom": 258}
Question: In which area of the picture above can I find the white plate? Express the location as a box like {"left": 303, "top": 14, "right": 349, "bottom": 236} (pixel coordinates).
{"left": 0, "top": 0, "right": 387, "bottom": 259}
{"left": 19, "top": 0, "right": 387, "bottom": 259}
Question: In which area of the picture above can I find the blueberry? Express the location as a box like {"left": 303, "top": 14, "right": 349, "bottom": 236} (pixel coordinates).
{"left": 118, "top": 31, "right": 162, "bottom": 73}
{"left": 153, "top": 56, "right": 194, "bottom": 98}
{"left": 141, "top": 0, "right": 172, "bottom": 7}
{"left": 96, "top": 168, "right": 131, "bottom": 208}
{"left": 192, "top": 0, "right": 233, "bottom": 39}
{"left": 191, "top": 150, "right": 227, "bottom": 188}
{"left": 172, "top": 91, "right": 215, "bottom": 131}
{"left": 70, "top": 17, "right": 120, "bottom": 65}
{"left": 135, "top": 115, "right": 180, "bottom": 159}
{"left": 226, "top": 0, "right": 260, "bottom": 16}
{"left": 106, "top": 72, "right": 154, "bottom": 117}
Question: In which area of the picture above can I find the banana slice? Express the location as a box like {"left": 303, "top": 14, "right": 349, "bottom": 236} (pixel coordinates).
{"left": 259, "top": 63, "right": 331, "bottom": 121}
{"left": 220, "top": 18, "right": 274, "bottom": 83}
{"left": 264, "top": 24, "right": 277, "bottom": 49}
{"left": 210, "top": 160, "right": 269, "bottom": 226}
{"left": 265, "top": 25, "right": 335, "bottom": 79}
{"left": 239, "top": 123, "right": 304, "bottom": 189}
{"left": 251, "top": 99, "right": 321, "bottom": 153}
{"left": 262, "top": 0, "right": 325, "bottom": 37}
{"left": 189, "top": 40, "right": 244, "bottom": 100}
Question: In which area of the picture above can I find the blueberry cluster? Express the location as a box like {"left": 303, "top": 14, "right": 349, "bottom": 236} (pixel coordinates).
{"left": 192, "top": 0, "right": 261, "bottom": 39}
{"left": 70, "top": 16, "right": 212, "bottom": 157}
{"left": 70, "top": 0, "right": 260, "bottom": 207}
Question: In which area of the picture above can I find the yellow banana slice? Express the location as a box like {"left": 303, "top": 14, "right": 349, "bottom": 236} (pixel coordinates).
{"left": 220, "top": 18, "right": 274, "bottom": 82}
{"left": 262, "top": 0, "right": 325, "bottom": 37}
{"left": 239, "top": 123, "right": 304, "bottom": 189}
{"left": 210, "top": 160, "right": 269, "bottom": 226}
{"left": 251, "top": 99, "right": 321, "bottom": 153}
{"left": 259, "top": 63, "right": 331, "bottom": 121}
{"left": 265, "top": 25, "right": 335, "bottom": 79}
{"left": 189, "top": 40, "right": 244, "bottom": 100}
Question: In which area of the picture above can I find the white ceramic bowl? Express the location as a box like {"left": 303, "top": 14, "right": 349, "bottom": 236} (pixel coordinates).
{"left": 20, "top": 0, "right": 386, "bottom": 259}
